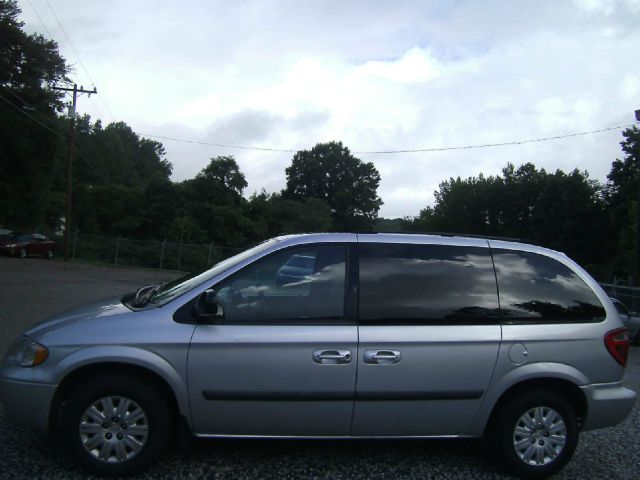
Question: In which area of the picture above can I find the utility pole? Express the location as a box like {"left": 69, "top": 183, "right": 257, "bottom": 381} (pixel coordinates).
{"left": 52, "top": 84, "right": 97, "bottom": 261}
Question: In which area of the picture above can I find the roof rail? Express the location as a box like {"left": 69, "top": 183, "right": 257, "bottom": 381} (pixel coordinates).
{"left": 358, "top": 231, "right": 527, "bottom": 243}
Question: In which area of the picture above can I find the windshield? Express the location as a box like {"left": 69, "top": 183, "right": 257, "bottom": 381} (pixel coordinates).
{"left": 147, "top": 239, "right": 278, "bottom": 306}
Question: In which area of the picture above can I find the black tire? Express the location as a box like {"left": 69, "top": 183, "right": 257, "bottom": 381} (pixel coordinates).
{"left": 486, "top": 389, "right": 578, "bottom": 479}
{"left": 59, "top": 373, "right": 172, "bottom": 477}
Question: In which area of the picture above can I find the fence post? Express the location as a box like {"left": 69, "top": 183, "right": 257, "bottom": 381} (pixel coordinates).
{"left": 72, "top": 230, "right": 79, "bottom": 259}
{"left": 207, "top": 242, "right": 213, "bottom": 265}
{"left": 159, "top": 239, "right": 166, "bottom": 270}
{"left": 114, "top": 235, "right": 122, "bottom": 265}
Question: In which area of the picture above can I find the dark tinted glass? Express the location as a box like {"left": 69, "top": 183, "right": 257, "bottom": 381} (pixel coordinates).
{"left": 492, "top": 249, "right": 605, "bottom": 323}
{"left": 215, "top": 245, "right": 346, "bottom": 322}
{"left": 358, "top": 243, "right": 499, "bottom": 324}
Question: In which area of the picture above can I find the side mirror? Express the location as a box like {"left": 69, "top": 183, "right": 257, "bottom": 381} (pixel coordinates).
{"left": 193, "top": 289, "right": 224, "bottom": 323}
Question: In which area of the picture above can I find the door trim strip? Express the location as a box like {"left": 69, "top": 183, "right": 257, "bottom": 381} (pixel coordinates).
{"left": 202, "top": 390, "right": 484, "bottom": 401}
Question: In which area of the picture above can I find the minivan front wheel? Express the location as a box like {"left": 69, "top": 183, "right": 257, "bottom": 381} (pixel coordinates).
{"left": 488, "top": 389, "right": 578, "bottom": 479}
{"left": 60, "top": 374, "right": 172, "bottom": 477}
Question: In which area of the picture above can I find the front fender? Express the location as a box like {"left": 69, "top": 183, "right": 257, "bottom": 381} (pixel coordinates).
{"left": 53, "top": 346, "right": 190, "bottom": 419}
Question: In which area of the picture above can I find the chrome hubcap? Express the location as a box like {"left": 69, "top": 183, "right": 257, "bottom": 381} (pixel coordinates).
{"left": 79, "top": 396, "right": 149, "bottom": 463}
{"left": 513, "top": 406, "right": 567, "bottom": 466}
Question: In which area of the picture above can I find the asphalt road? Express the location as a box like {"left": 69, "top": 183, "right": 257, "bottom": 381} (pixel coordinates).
{"left": 0, "top": 256, "right": 638, "bottom": 479}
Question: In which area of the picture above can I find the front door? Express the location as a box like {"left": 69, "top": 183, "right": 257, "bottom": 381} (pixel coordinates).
{"left": 351, "top": 239, "right": 502, "bottom": 436}
{"left": 187, "top": 242, "right": 357, "bottom": 436}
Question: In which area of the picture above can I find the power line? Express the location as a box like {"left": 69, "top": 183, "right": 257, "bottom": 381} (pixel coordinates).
{"left": 141, "top": 122, "right": 636, "bottom": 156}
{"left": 25, "top": 0, "right": 54, "bottom": 39}
{"left": 18, "top": 4, "right": 103, "bottom": 123}
{"left": 45, "top": 1, "right": 95, "bottom": 87}
{"left": 0, "top": 90, "right": 63, "bottom": 138}
{"left": 357, "top": 124, "right": 635, "bottom": 154}
{"left": 88, "top": 94, "right": 106, "bottom": 121}
{"left": 44, "top": 0, "right": 116, "bottom": 124}
{"left": 139, "top": 133, "right": 298, "bottom": 153}
{"left": 0, "top": 87, "right": 98, "bottom": 170}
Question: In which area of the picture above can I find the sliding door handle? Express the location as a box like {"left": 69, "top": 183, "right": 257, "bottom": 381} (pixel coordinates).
{"left": 313, "top": 349, "right": 352, "bottom": 364}
{"left": 364, "top": 350, "right": 401, "bottom": 364}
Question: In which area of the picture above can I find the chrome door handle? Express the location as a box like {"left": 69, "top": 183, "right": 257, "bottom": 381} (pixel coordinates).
{"left": 364, "top": 350, "right": 401, "bottom": 364}
{"left": 313, "top": 349, "right": 352, "bottom": 364}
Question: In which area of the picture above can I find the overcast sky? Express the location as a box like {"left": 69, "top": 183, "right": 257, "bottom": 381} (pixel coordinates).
{"left": 18, "top": 0, "right": 640, "bottom": 218}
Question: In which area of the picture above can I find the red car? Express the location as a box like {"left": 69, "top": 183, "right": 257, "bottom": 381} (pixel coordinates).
{"left": 0, "top": 233, "right": 55, "bottom": 259}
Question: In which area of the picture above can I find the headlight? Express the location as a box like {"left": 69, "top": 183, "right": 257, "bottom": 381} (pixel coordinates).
{"left": 4, "top": 337, "right": 49, "bottom": 367}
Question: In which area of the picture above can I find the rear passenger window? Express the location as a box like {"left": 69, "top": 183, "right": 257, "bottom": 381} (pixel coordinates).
{"left": 358, "top": 243, "right": 499, "bottom": 324}
{"left": 492, "top": 249, "right": 605, "bottom": 323}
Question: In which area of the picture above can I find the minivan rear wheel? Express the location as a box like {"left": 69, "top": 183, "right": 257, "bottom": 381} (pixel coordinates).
{"left": 487, "top": 389, "right": 578, "bottom": 479}
{"left": 59, "top": 373, "right": 172, "bottom": 477}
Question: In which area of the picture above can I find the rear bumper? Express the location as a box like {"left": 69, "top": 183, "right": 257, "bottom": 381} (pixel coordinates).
{"left": 0, "top": 377, "right": 57, "bottom": 431}
{"left": 580, "top": 382, "right": 636, "bottom": 430}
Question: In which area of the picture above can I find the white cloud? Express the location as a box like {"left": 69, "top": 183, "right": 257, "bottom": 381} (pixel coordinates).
{"left": 17, "top": 0, "right": 640, "bottom": 218}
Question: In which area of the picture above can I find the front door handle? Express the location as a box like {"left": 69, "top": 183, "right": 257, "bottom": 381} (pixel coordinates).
{"left": 364, "top": 350, "right": 401, "bottom": 364}
{"left": 313, "top": 349, "right": 352, "bottom": 364}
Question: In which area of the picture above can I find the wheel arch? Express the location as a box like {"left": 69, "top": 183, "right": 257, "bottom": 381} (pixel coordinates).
{"left": 482, "top": 377, "right": 588, "bottom": 435}
{"left": 49, "top": 360, "right": 188, "bottom": 433}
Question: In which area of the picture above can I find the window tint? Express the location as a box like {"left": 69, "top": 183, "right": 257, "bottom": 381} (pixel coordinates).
{"left": 492, "top": 249, "right": 605, "bottom": 323}
{"left": 358, "top": 243, "right": 499, "bottom": 324}
{"left": 215, "top": 245, "right": 346, "bottom": 322}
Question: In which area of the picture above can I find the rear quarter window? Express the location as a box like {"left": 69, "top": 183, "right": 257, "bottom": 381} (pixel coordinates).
{"left": 492, "top": 249, "right": 605, "bottom": 323}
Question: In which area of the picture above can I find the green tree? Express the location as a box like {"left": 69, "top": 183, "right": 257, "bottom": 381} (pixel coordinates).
{"left": 605, "top": 126, "right": 640, "bottom": 279}
{"left": 0, "top": 0, "right": 68, "bottom": 228}
{"left": 197, "top": 155, "right": 247, "bottom": 195}
{"left": 179, "top": 156, "right": 255, "bottom": 246}
{"left": 247, "top": 191, "right": 333, "bottom": 237}
{"left": 284, "top": 141, "right": 382, "bottom": 230}
{"left": 531, "top": 169, "right": 609, "bottom": 269}
{"left": 70, "top": 117, "right": 174, "bottom": 237}
{"left": 406, "top": 162, "right": 610, "bottom": 277}
{"left": 410, "top": 173, "right": 504, "bottom": 235}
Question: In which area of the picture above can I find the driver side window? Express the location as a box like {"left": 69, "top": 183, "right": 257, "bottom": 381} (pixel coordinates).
{"left": 215, "top": 245, "right": 347, "bottom": 323}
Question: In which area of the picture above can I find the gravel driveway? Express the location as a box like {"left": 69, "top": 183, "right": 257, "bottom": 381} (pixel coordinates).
{"left": 0, "top": 257, "right": 638, "bottom": 479}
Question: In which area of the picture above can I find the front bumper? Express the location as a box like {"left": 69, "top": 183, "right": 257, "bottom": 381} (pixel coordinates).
{"left": 580, "top": 382, "right": 637, "bottom": 430}
{"left": 0, "top": 376, "right": 57, "bottom": 431}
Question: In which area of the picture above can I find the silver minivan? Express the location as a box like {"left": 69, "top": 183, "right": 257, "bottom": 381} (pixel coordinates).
{"left": 1, "top": 233, "right": 636, "bottom": 478}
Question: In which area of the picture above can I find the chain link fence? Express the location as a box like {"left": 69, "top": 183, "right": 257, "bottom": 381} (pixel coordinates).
{"left": 601, "top": 283, "right": 640, "bottom": 314}
{"left": 71, "top": 233, "right": 244, "bottom": 272}
{"left": 1, "top": 225, "right": 244, "bottom": 273}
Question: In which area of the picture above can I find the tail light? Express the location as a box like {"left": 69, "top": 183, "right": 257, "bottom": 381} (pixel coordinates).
{"left": 604, "top": 328, "right": 629, "bottom": 367}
